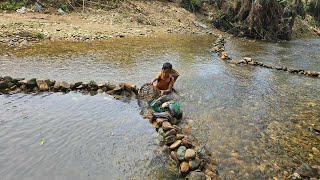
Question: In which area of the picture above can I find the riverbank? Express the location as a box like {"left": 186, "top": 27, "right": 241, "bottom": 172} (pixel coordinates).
{"left": 0, "top": 1, "right": 224, "bottom": 47}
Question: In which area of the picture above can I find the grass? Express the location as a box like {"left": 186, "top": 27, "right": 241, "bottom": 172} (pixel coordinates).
{"left": 0, "top": 1, "right": 25, "bottom": 11}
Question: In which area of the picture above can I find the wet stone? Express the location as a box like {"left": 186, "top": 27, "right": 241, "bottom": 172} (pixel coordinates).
{"left": 188, "top": 171, "right": 206, "bottom": 180}
{"left": 26, "top": 78, "right": 37, "bottom": 89}
{"left": 36, "top": 80, "right": 49, "bottom": 91}
{"left": 161, "top": 145, "right": 171, "bottom": 154}
{"left": 177, "top": 146, "right": 187, "bottom": 161}
{"left": 189, "top": 157, "right": 201, "bottom": 170}
{"left": 164, "top": 129, "right": 177, "bottom": 137}
{"left": 182, "top": 137, "right": 193, "bottom": 148}
{"left": 295, "top": 163, "right": 315, "bottom": 178}
{"left": 180, "top": 161, "right": 189, "bottom": 173}
{"left": 205, "top": 169, "right": 216, "bottom": 178}
{"left": 162, "top": 121, "right": 173, "bottom": 131}
{"left": 156, "top": 118, "right": 167, "bottom": 125}
{"left": 170, "top": 151, "right": 179, "bottom": 164}
{"left": 170, "top": 140, "right": 182, "bottom": 150}
{"left": 176, "top": 134, "right": 185, "bottom": 140}
{"left": 185, "top": 149, "right": 196, "bottom": 160}
{"left": 164, "top": 135, "right": 176, "bottom": 145}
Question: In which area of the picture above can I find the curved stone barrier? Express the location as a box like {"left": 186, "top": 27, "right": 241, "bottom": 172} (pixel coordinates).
{"left": 0, "top": 76, "right": 219, "bottom": 179}
{"left": 211, "top": 36, "right": 320, "bottom": 78}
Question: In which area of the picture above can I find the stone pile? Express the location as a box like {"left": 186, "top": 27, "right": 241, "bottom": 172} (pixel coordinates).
{"left": 0, "top": 76, "right": 138, "bottom": 98}
{"left": 143, "top": 104, "right": 219, "bottom": 179}
{"left": 211, "top": 36, "right": 320, "bottom": 78}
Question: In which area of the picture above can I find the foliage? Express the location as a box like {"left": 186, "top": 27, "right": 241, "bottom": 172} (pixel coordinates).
{"left": 212, "top": 0, "right": 299, "bottom": 40}
{"left": 35, "top": 32, "right": 44, "bottom": 39}
{"left": 181, "top": 0, "right": 202, "bottom": 12}
{"left": 0, "top": 1, "right": 25, "bottom": 11}
{"left": 307, "top": 0, "right": 320, "bottom": 21}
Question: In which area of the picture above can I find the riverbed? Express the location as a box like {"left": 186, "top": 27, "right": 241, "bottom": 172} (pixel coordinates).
{"left": 0, "top": 35, "right": 319, "bottom": 179}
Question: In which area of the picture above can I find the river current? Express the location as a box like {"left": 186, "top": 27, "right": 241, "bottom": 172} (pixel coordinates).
{"left": 0, "top": 35, "right": 319, "bottom": 179}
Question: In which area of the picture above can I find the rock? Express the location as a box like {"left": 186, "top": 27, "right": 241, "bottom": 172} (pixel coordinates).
{"left": 182, "top": 137, "right": 193, "bottom": 148}
{"left": 53, "top": 81, "right": 61, "bottom": 90}
{"left": 164, "top": 129, "right": 177, "bottom": 137}
{"left": 262, "top": 64, "right": 272, "bottom": 68}
{"left": 295, "top": 163, "right": 315, "bottom": 178}
{"left": 177, "top": 146, "right": 187, "bottom": 161}
{"left": 74, "top": 82, "right": 83, "bottom": 87}
{"left": 188, "top": 171, "right": 206, "bottom": 180}
{"left": 185, "top": 149, "right": 196, "bottom": 160}
{"left": 173, "top": 125, "right": 182, "bottom": 133}
{"left": 237, "top": 59, "right": 247, "bottom": 64}
{"left": 176, "top": 134, "right": 185, "bottom": 140}
{"left": 164, "top": 135, "right": 177, "bottom": 145}
{"left": 18, "top": 79, "right": 28, "bottom": 84}
{"left": 288, "top": 173, "right": 302, "bottom": 179}
{"left": 243, "top": 57, "right": 252, "bottom": 62}
{"left": 312, "top": 147, "right": 319, "bottom": 155}
{"left": 0, "top": 81, "right": 8, "bottom": 89}
{"left": 161, "top": 145, "right": 171, "bottom": 154}
{"left": 189, "top": 157, "right": 201, "bottom": 170}
{"left": 205, "top": 169, "right": 217, "bottom": 178}
{"left": 170, "top": 140, "right": 182, "bottom": 150}
{"left": 180, "top": 161, "right": 189, "bottom": 173}
{"left": 36, "top": 80, "right": 49, "bottom": 91}
{"left": 170, "top": 151, "right": 179, "bottom": 164}
{"left": 156, "top": 118, "right": 167, "bottom": 125}
{"left": 162, "top": 121, "right": 173, "bottom": 131}
{"left": 88, "top": 80, "right": 98, "bottom": 91}
{"left": 158, "top": 128, "right": 165, "bottom": 136}
{"left": 193, "top": 21, "right": 208, "bottom": 29}
{"left": 110, "top": 85, "right": 123, "bottom": 95}
{"left": 26, "top": 78, "right": 37, "bottom": 89}
{"left": 60, "top": 81, "right": 71, "bottom": 91}
{"left": 169, "top": 117, "right": 179, "bottom": 125}
{"left": 97, "top": 89, "right": 104, "bottom": 93}
{"left": 152, "top": 121, "right": 160, "bottom": 128}
{"left": 3, "top": 76, "right": 13, "bottom": 82}
{"left": 205, "top": 163, "right": 217, "bottom": 172}
{"left": 220, "top": 52, "right": 230, "bottom": 60}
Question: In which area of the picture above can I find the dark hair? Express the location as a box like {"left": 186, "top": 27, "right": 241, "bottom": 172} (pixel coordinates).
{"left": 162, "top": 62, "right": 172, "bottom": 70}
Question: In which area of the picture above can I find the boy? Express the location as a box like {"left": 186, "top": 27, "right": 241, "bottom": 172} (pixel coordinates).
{"left": 149, "top": 63, "right": 179, "bottom": 96}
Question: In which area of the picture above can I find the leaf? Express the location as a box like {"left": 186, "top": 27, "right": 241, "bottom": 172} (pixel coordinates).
{"left": 39, "top": 139, "right": 44, "bottom": 146}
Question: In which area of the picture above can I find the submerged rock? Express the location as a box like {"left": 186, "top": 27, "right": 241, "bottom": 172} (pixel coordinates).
{"left": 188, "top": 171, "right": 206, "bottom": 180}
{"left": 177, "top": 146, "right": 187, "bottom": 161}
{"left": 295, "top": 163, "right": 316, "bottom": 178}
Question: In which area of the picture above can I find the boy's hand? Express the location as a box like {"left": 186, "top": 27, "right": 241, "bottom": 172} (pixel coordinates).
{"left": 159, "top": 90, "right": 164, "bottom": 96}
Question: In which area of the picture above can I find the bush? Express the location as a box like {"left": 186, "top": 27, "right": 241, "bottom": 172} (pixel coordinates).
{"left": 307, "top": 0, "right": 320, "bottom": 21}
{"left": 0, "top": 1, "right": 25, "bottom": 11}
{"left": 181, "top": 0, "right": 202, "bottom": 11}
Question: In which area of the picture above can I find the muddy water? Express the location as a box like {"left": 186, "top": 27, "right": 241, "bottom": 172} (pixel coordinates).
{"left": 1, "top": 35, "right": 320, "bottom": 179}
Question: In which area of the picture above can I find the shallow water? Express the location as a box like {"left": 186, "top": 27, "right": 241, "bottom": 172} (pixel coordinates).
{"left": 0, "top": 35, "right": 319, "bottom": 179}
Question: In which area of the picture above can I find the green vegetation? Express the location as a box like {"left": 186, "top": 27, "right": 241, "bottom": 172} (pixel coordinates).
{"left": 181, "top": 0, "right": 202, "bottom": 11}
{"left": 0, "top": 1, "right": 25, "bottom": 11}
{"left": 34, "top": 32, "right": 44, "bottom": 39}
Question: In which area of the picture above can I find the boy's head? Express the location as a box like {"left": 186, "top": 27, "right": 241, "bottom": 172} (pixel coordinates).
{"left": 162, "top": 63, "right": 172, "bottom": 71}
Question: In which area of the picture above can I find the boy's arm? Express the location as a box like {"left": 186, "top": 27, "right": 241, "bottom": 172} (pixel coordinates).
{"left": 149, "top": 74, "right": 161, "bottom": 84}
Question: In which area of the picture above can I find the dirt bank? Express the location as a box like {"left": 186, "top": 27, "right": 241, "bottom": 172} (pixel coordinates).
{"left": 0, "top": 1, "right": 224, "bottom": 47}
